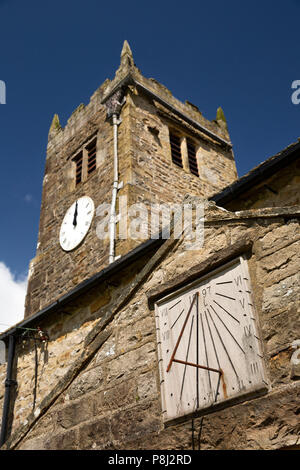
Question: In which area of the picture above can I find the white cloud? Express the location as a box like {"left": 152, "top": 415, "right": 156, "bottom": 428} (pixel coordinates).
{"left": 0, "top": 262, "right": 27, "bottom": 333}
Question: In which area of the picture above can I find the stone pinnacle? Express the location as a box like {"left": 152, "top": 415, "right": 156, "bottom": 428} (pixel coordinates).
{"left": 49, "top": 113, "right": 62, "bottom": 138}
{"left": 120, "top": 40, "right": 134, "bottom": 67}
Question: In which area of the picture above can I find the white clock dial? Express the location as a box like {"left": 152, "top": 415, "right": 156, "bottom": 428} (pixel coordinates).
{"left": 59, "top": 196, "right": 94, "bottom": 252}
{"left": 155, "top": 256, "right": 267, "bottom": 422}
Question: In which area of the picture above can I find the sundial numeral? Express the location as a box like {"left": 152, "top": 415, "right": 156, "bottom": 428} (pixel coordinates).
{"left": 162, "top": 330, "right": 170, "bottom": 342}
{"left": 244, "top": 325, "right": 252, "bottom": 337}
{"left": 250, "top": 362, "right": 259, "bottom": 375}
{"left": 234, "top": 275, "right": 242, "bottom": 287}
{"left": 201, "top": 286, "right": 212, "bottom": 307}
{"left": 237, "top": 377, "right": 245, "bottom": 391}
{"left": 161, "top": 308, "right": 168, "bottom": 318}
{"left": 207, "top": 389, "right": 215, "bottom": 402}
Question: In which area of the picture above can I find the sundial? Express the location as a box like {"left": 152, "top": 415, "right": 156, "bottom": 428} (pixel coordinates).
{"left": 155, "top": 256, "right": 267, "bottom": 421}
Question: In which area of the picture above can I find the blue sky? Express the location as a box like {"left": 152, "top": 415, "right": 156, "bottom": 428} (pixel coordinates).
{"left": 0, "top": 0, "right": 299, "bottom": 323}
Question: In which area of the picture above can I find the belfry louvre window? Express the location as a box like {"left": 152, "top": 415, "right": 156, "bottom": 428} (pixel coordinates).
{"left": 187, "top": 138, "right": 199, "bottom": 177}
{"left": 73, "top": 151, "right": 83, "bottom": 185}
{"left": 87, "top": 139, "right": 97, "bottom": 175}
{"left": 170, "top": 132, "right": 183, "bottom": 168}
{"left": 71, "top": 136, "right": 98, "bottom": 186}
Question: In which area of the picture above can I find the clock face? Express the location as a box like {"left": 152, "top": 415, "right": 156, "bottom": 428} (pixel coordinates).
{"left": 59, "top": 196, "right": 94, "bottom": 252}
{"left": 155, "top": 256, "right": 267, "bottom": 422}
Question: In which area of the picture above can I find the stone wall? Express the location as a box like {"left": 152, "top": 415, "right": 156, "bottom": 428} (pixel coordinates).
{"left": 223, "top": 157, "right": 300, "bottom": 211}
{"left": 2, "top": 204, "right": 299, "bottom": 450}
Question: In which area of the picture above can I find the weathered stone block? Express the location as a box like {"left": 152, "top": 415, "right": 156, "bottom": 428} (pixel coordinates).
{"left": 56, "top": 398, "right": 94, "bottom": 430}
{"left": 110, "top": 400, "right": 161, "bottom": 444}
{"left": 44, "top": 428, "right": 78, "bottom": 450}
{"left": 67, "top": 365, "right": 104, "bottom": 400}
{"left": 262, "top": 272, "right": 299, "bottom": 315}
{"left": 77, "top": 416, "right": 111, "bottom": 450}
{"left": 291, "top": 340, "right": 300, "bottom": 379}
{"left": 18, "top": 435, "right": 47, "bottom": 450}
{"left": 137, "top": 370, "right": 158, "bottom": 402}
{"left": 97, "top": 378, "right": 138, "bottom": 412}
{"left": 258, "top": 239, "right": 300, "bottom": 287}
{"left": 106, "top": 342, "right": 156, "bottom": 383}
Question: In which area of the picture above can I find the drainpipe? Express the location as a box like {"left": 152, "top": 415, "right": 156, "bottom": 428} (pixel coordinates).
{"left": 106, "top": 89, "right": 126, "bottom": 264}
{"left": 0, "top": 334, "right": 16, "bottom": 447}
{"left": 109, "top": 113, "right": 120, "bottom": 264}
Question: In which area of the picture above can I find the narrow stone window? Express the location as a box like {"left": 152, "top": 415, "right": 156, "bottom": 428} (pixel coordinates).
{"left": 186, "top": 138, "right": 199, "bottom": 177}
{"left": 169, "top": 131, "right": 183, "bottom": 168}
{"left": 73, "top": 151, "right": 83, "bottom": 185}
{"left": 87, "top": 138, "right": 97, "bottom": 175}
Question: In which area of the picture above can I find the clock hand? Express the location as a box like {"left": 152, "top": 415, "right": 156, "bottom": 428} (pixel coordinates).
{"left": 73, "top": 201, "right": 78, "bottom": 227}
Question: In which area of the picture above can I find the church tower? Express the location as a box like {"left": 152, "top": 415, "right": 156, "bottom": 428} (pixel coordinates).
{"left": 24, "top": 41, "right": 237, "bottom": 318}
